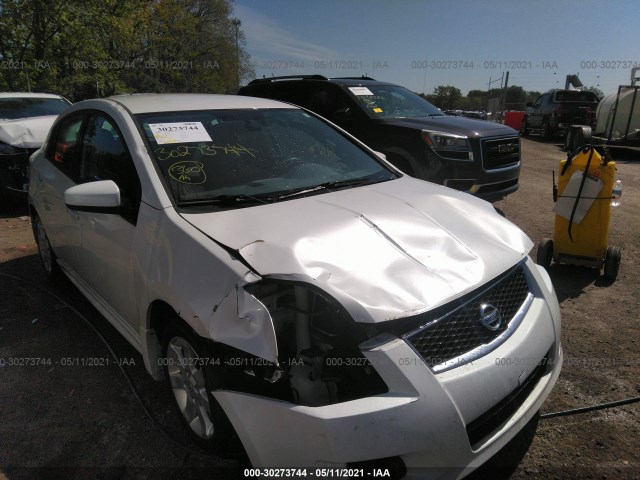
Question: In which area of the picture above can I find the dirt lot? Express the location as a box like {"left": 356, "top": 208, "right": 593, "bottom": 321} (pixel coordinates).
{"left": 0, "top": 138, "right": 638, "bottom": 479}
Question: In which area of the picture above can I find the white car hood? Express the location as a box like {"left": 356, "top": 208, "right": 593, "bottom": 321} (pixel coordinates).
{"left": 0, "top": 115, "right": 58, "bottom": 148}
{"left": 182, "top": 177, "right": 533, "bottom": 323}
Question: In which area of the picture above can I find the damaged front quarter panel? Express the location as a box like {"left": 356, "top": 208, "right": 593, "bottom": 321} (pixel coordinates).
{"left": 214, "top": 277, "right": 389, "bottom": 407}
{"left": 209, "top": 280, "right": 279, "bottom": 364}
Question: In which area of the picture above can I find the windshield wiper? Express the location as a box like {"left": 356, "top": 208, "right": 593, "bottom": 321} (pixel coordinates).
{"left": 178, "top": 194, "right": 272, "bottom": 207}
{"left": 276, "top": 177, "right": 373, "bottom": 200}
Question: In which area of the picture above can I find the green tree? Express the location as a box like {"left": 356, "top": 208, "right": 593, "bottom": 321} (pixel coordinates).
{"left": 0, "top": 0, "right": 254, "bottom": 99}
{"left": 426, "top": 85, "right": 463, "bottom": 110}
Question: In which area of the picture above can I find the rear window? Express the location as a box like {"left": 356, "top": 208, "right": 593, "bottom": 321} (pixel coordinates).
{"left": 554, "top": 91, "right": 599, "bottom": 102}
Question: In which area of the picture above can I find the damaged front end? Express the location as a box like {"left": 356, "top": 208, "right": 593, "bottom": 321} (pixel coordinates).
{"left": 0, "top": 142, "right": 32, "bottom": 196}
{"left": 212, "top": 280, "right": 388, "bottom": 407}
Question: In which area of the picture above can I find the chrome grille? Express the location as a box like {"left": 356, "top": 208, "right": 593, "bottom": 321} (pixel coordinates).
{"left": 404, "top": 265, "right": 532, "bottom": 373}
{"left": 481, "top": 136, "right": 520, "bottom": 170}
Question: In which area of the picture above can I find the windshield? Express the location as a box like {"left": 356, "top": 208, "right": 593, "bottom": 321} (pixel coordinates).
{"left": 346, "top": 84, "right": 444, "bottom": 119}
{"left": 136, "top": 108, "right": 397, "bottom": 208}
{"left": 0, "top": 97, "right": 70, "bottom": 120}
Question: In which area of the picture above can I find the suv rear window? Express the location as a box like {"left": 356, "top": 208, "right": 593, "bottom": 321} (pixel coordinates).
{"left": 554, "top": 91, "right": 599, "bottom": 102}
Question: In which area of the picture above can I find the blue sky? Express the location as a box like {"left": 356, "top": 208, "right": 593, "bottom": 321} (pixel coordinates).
{"left": 233, "top": 0, "right": 640, "bottom": 96}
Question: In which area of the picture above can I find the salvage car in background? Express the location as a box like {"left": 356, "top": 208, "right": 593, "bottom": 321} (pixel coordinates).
{"left": 0, "top": 92, "right": 71, "bottom": 200}
{"left": 29, "top": 93, "right": 562, "bottom": 477}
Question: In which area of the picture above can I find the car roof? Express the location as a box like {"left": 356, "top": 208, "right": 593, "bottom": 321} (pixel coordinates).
{"left": 244, "top": 76, "right": 396, "bottom": 88}
{"left": 0, "top": 92, "right": 67, "bottom": 99}
{"left": 105, "top": 93, "right": 297, "bottom": 114}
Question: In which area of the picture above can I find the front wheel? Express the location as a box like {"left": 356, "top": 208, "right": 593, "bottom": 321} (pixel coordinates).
{"left": 162, "top": 322, "right": 239, "bottom": 453}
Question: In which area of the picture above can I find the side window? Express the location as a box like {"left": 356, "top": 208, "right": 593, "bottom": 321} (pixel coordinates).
{"left": 534, "top": 95, "right": 544, "bottom": 107}
{"left": 48, "top": 115, "right": 84, "bottom": 179}
{"left": 81, "top": 114, "right": 142, "bottom": 224}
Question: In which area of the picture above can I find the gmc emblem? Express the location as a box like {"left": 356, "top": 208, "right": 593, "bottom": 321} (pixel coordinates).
{"left": 498, "top": 143, "right": 517, "bottom": 153}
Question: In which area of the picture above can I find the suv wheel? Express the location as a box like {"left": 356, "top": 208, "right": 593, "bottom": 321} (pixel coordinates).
{"left": 520, "top": 119, "right": 530, "bottom": 137}
{"left": 540, "top": 120, "right": 551, "bottom": 140}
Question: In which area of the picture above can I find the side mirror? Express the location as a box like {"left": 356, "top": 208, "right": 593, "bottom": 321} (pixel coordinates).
{"left": 65, "top": 180, "right": 121, "bottom": 213}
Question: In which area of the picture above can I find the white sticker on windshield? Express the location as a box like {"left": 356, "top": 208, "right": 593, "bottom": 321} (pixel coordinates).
{"left": 348, "top": 86, "right": 374, "bottom": 96}
{"left": 149, "top": 122, "right": 212, "bottom": 144}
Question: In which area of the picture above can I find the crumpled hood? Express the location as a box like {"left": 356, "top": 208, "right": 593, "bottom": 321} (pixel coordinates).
{"left": 0, "top": 115, "right": 58, "bottom": 148}
{"left": 181, "top": 177, "right": 533, "bottom": 323}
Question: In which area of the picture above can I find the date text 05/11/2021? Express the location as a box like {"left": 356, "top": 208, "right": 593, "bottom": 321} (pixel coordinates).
{"left": 244, "top": 467, "right": 393, "bottom": 478}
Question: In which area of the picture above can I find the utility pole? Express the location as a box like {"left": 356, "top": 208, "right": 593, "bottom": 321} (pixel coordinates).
{"left": 501, "top": 71, "right": 510, "bottom": 117}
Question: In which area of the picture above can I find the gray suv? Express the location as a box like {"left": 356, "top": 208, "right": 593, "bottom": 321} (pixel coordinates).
{"left": 239, "top": 76, "right": 521, "bottom": 201}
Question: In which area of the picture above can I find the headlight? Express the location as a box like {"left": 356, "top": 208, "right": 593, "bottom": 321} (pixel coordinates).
{"left": 421, "top": 130, "right": 473, "bottom": 161}
{"left": 233, "top": 280, "right": 388, "bottom": 406}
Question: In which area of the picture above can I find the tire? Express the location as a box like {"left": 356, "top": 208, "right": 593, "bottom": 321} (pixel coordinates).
{"left": 563, "top": 130, "right": 572, "bottom": 151}
{"left": 161, "top": 322, "right": 239, "bottom": 454}
{"left": 388, "top": 153, "right": 415, "bottom": 176}
{"left": 520, "top": 118, "right": 529, "bottom": 137}
{"left": 540, "top": 120, "right": 551, "bottom": 140}
{"left": 32, "top": 215, "right": 60, "bottom": 279}
{"left": 604, "top": 246, "right": 621, "bottom": 281}
{"left": 572, "top": 129, "right": 585, "bottom": 151}
{"left": 536, "top": 238, "right": 553, "bottom": 270}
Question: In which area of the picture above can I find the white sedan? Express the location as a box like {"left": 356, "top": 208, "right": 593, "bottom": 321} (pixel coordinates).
{"left": 28, "top": 93, "right": 562, "bottom": 478}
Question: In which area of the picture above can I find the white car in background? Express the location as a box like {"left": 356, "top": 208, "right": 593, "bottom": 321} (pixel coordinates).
{"left": 28, "top": 93, "right": 562, "bottom": 478}
{"left": 0, "top": 92, "right": 70, "bottom": 200}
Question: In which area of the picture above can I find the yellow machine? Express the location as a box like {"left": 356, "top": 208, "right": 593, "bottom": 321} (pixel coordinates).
{"left": 537, "top": 145, "right": 621, "bottom": 280}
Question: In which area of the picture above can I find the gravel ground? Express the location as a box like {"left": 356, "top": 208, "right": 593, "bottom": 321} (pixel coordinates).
{"left": 0, "top": 137, "right": 638, "bottom": 479}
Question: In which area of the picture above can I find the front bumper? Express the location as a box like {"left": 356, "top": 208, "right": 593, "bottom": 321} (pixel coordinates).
{"left": 213, "top": 258, "right": 562, "bottom": 478}
{"left": 440, "top": 135, "right": 521, "bottom": 202}
{"left": 0, "top": 150, "right": 32, "bottom": 198}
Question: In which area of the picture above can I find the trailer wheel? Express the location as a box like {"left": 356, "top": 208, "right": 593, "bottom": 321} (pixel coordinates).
{"left": 563, "top": 130, "right": 572, "bottom": 151}
{"left": 537, "top": 238, "right": 553, "bottom": 270}
{"left": 571, "top": 129, "right": 586, "bottom": 151}
{"left": 604, "top": 246, "right": 621, "bottom": 281}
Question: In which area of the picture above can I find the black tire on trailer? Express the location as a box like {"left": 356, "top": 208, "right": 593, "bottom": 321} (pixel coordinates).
{"left": 572, "top": 129, "right": 586, "bottom": 151}
{"left": 536, "top": 238, "right": 553, "bottom": 270}
{"left": 603, "top": 245, "right": 621, "bottom": 281}
{"left": 563, "top": 130, "right": 572, "bottom": 151}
